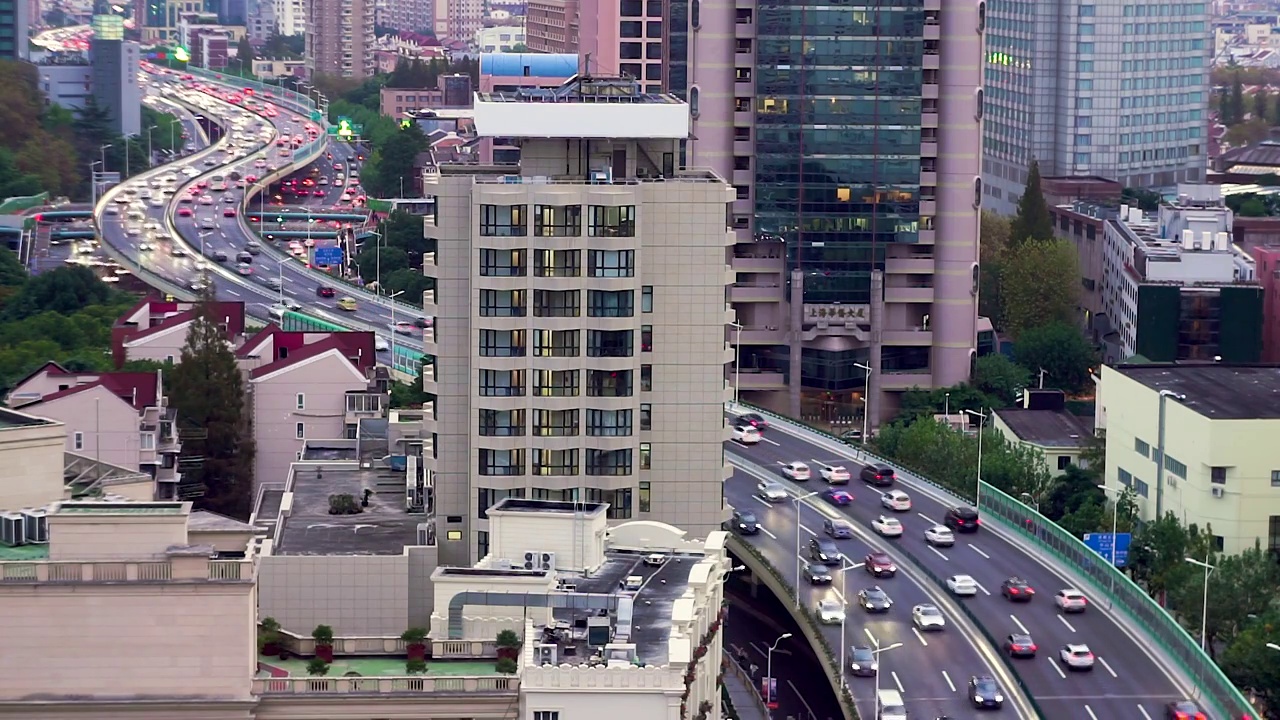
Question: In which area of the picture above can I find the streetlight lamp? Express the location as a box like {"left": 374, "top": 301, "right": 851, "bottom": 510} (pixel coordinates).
{"left": 100, "top": 143, "right": 112, "bottom": 173}
{"left": 89, "top": 159, "right": 103, "bottom": 206}
{"left": 944, "top": 391, "right": 950, "bottom": 419}
{"left": 1184, "top": 553, "right": 1216, "bottom": 652}
{"left": 765, "top": 632, "right": 791, "bottom": 710}
{"left": 272, "top": 256, "right": 290, "bottom": 307}
{"left": 837, "top": 558, "right": 864, "bottom": 689}
{"left": 146, "top": 125, "right": 158, "bottom": 168}
{"left": 387, "top": 288, "right": 405, "bottom": 370}
{"left": 1155, "top": 390, "right": 1186, "bottom": 519}
{"left": 853, "top": 361, "right": 871, "bottom": 445}
{"left": 792, "top": 490, "right": 820, "bottom": 609}
{"left": 366, "top": 229, "right": 383, "bottom": 293}
{"left": 864, "top": 630, "right": 904, "bottom": 716}
{"left": 728, "top": 320, "right": 742, "bottom": 406}
{"left": 1267, "top": 642, "right": 1280, "bottom": 652}
{"left": 963, "top": 408, "right": 989, "bottom": 508}
{"left": 198, "top": 230, "right": 213, "bottom": 258}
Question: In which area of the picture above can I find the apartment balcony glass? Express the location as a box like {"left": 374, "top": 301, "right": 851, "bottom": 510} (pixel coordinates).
{"left": 478, "top": 448, "right": 525, "bottom": 476}
{"left": 480, "top": 204, "right": 527, "bottom": 236}
{"left": 587, "top": 369, "right": 633, "bottom": 397}
{"left": 533, "top": 289, "right": 581, "bottom": 317}
{"left": 480, "top": 248, "right": 527, "bottom": 276}
{"left": 588, "top": 249, "right": 635, "bottom": 278}
{"left": 586, "top": 408, "right": 633, "bottom": 436}
{"left": 534, "top": 204, "right": 583, "bottom": 236}
{"left": 532, "top": 448, "right": 579, "bottom": 476}
{"left": 479, "top": 369, "right": 526, "bottom": 396}
{"left": 587, "top": 289, "right": 634, "bottom": 317}
{"left": 533, "top": 409, "right": 580, "bottom": 437}
{"left": 534, "top": 249, "right": 581, "bottom": 277}
{"left": 587, "top": 205, "right": 637, "bottom": 237}
{"left": 533, "top": 329, "right": 580, "bottom": 358}
{"left": 479, "top": 329, "right": 527, "bottom": 357}
{"left": 478, "top": 408, "right": 526, "bottom": 436}
{"left": 587, "top": 329, "right": 633, "bottom": 357}
{"left": 586, "top": 448, "right": 633, "bottom": 476}
{"left": 480, "top": 289, "right": 527, "bottom": 317}
{"left": 533, "top": 369, "right": 579, "bottom": 397}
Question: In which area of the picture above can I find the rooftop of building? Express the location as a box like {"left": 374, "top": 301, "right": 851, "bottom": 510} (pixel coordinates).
{"left": 187, "top": 509, "right": 257, "bottom": 533}
{"left": 10, "top": 367, "right": 162, "bottom": 414}
{"left": 489, "top": 497, "right": 607, "bottom": 517}
{"left": 115, "top": 298, "right": 246, "bottom": 344}
{"left": 247, "top": 333, "right": 378, "bottom": 381}
{"left": 0, "top": 407, "right": 58, "bottom": 429}
{"left": 472, "top": 75, "right": 688, "bottom": 140}
{"left": 1113, "top": 363, "right": 1280, "bottom": 420}
{"left": 993, "top": 408, "right": 1092, "bottom": 449}
{"left": 270, "top": 463, "right": 423, "bottom": 556}
{"left": 480, "top": 52, "right": 577, "bottom": 78}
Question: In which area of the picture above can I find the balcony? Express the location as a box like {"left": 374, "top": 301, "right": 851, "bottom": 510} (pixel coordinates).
{"left": 885, "top": 257, "right": 936, "bottom": 274}
{"left": 884, "top": 286, "right": 935, "bottom": 303}
{"left": 422, "top": 362, "right": 437, "bottom": 393}
{"left": 0, "top": 557, "right": 253, "bottom": 583}
{"left": 922, "top": 112, "right": 938, "bottom": 128}
{"left": 729, "top": 282, "right": 781, "bottom": 303}
{"left": 924, "top": 24, "right": 940, "bottom": 40}
{"left": 880, "top": 370, "right": 934, "bottom": 390}
{"left": 733, "top": 252, "right": 785, "bottom": 274}
{"left": 920, "top": 171, "right": 937, "bottom": 186}
{"left": 734, "top": 51, "right": 753, "bottom": 67}
{"left": 734, "top": 139, "right": 753, "bottom": 156}
{"left": 881, "top": 328, "right": 934, "bottom": 345}
{"left": 923, "top": 53, "right": 940, "bottom": 70}
{"left": 733, "top": 110, "right": 753, "bottom": 127}
{"left": 733, "top": 326, "right": 785, "bottom": 345}
{"left": 422, "top": 251, "right": 436, "bottom": 268}
{"left": 921, "top": 141, "right": 938, "bottom": 157}
{"left": 422, "top": 326, "right": 437, "bottom": 352}
{"left": 732, "top": 368, "right": 787, "bottom": 390}
{"left": 254, "top": 675, "right": 518, "bottom": 695}
{"left": 922, "top": 84, "right": 938, "bottom": 100}
{"left": 422, "top": 288, "right": 436, "bottom": 312}
{"left": 920, "top": 199, "right": 937, "bottom": 216}
{"left": 919, "top": 229, "right": 936, "bottom": 244}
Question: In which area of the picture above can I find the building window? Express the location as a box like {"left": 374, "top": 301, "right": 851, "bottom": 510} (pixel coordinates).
{"left": 1134, "top": 478, "right": 1149, "bottom": 498}
{"left": 480, "top": 289, "right": 527, "bottom": 317}
{"left": 73, "top": 431, "right": 83, "bottom": 450}
{"left": 639, "top": 481, "right": 651, "bottom": 512}
{"left": 641, "top": 364, "right": 652, "bottom": 391}
{"left": 479, "top": 369, "right": 526, "bottom": 397}
{"left": 1134, "top": 438, "right": 1149, "bottom": 458}
{"left": 1269, "top": 516, "right": 1280, "bottom": 554}
{"left": 140, "top": 433, "right": 156, "bottom": 450}
{"left": 477, "top": 530, "right": 490, "bottom": 558}
{"left": 533, "top": 289, "right": 580, "bottom": 317}
{"left": 479, "top": 204, "right": 527, "bottom": 236}
{"left": 479, "top": 329, "right": 527, "bottom": 357}
{"left": 478, "top": 449, "right": 525, "bottom": 476}
{"left": 534, "top": 204, "right": 582, "bottom": 236}
{"left": 1057, "top": 455, "right": 1070, "bottom": 470}
{"left": 641, "top": 325, "right": 653, "bottom": 352}
{"left": 586, "top": 448, "right": 633, "bottom": 476}
{"left": 480, "top": 248, "right": 526, "bottom": 276}
{"left": 1271, "top": 470, "right": 1280, "bottom": 488}
{"left": 534, "top": 249, "right": 581, "bottom": 277}
{"left": 532, "top": 448, "right": 579, "bottom": 476}
{"left": 587, "top": 289, "right": 634, "bottom": 317}
{"left": 1164, "top": 455, "right": 1187, "bottom": 479}
{"left": 533, "top": 329, "right": 580, "bottom": 357}
{"left": 588, "top": 249, "right": 636, "bottom": 278}
{"left": 296, "top": 393, "right": 305, "bottom": 409}
{"left": 587, "top": 369, "right": 633, "bottom": 397}
{"left": 479, "top": 409, "right": 526, "bottom": 436}
{"left": 296, "top": 423, "right": 305, "bottom": 439}
{"left": 533, "top": 409, "right": 580, "bottom": 437}
{"left": 639, "top": 404, "right": 652, "bottom": 430}
{"left": 533, "top": 369, "right": 579, "bottom": 397}
{"left": 477, "top": 486, "right": 526, "bottom": 517}
{"left": 587, "top": 408, "right": 633, "bottom": 436}
{"left": 641, "top": 286, "right": 653, "bottom": 313}
{"left": 640, "top": 442, "right": 652, "bottom": 470}
{"left": 587, "top": 329, "right": 634, "bottom": 357}
{"left": 534, "top": 711, "right": 562, "bottom": 720}
{"left": 1118, "top": 468, "right": 1132, "bottom": 487}
{"left": 605, "top": 488, "right": 633, "bottom": 519}
{"left": 1211, "top": 467, "right": 1227, "bottom": 485}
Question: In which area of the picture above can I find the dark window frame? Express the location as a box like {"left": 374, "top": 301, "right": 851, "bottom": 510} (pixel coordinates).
{"left": 586, "top": 408, "right": 634, "bottom": 437}
{"left": 533, "top": 369, "right": 580, "bottom": 397}
{"left": 479, "top": 329, "right": 527, "bottom": 357}
{"left": 532, "top": 448, "right": 579, "bottom": 476}
{"left": 587, "top": 289, "right": 635, "bottom": 317}
{"left": 534, "top": 249, "right": 582, "bottom": 277}
{"left": 533, "top": 329, "right": 581, "bottom": 358}
{"left": 588, "top": 249, "right": 636, "bottom": 277}
{"left": 587, "top": 369, "right": 634, "bottom": 397}
{"left": 533, "top": 204, "right": 583, "bottom": 237}
{"left": 479, "top": 248, "right": 527, "bottom": 277}
{"left": 479, "top": 288, "right": 528, "bottom": 317}
{"left": 586, "top": 448, "right": 633, "bottom": 476}
{"left": 478, "top": 449, "right": 526, "bottom": 477}
{"left": 479, "top": 369, "right": 526, "bottom": 397}
{"left": 478, "top": 408, "right": 526, "bottom": 437}
{"left": 479, "top": 204, "right": 527, "bottom": 236}
{"left": 587, "top": 205, "right": 637, "bottom": 237}
{"left": 533, "top": 408, "right": 580, "bottom": 437}
{"left": 534, "top": 289, "right": 581, "bottom": 318}
{"left": 587, "top": 329, "right": 634, "bottom": 357}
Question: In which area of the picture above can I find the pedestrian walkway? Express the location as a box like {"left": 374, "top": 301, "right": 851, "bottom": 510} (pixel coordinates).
{"left": 723, "top": 657, "right": 770, "bottom": 720}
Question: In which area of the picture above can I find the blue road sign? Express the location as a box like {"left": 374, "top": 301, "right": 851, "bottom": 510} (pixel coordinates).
{"left": 1083, "top": 532, "right": 1131, "bottom": 567}
{"left": 314, "top": 246, "right": 344, "bottom": 266}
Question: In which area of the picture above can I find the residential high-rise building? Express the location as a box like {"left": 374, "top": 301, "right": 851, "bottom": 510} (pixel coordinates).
{"left": 423, "top": 76, "right": 733, "bottom": 566}
{"left": 981, "top": 0, "right": 1210, "bottom": 215}
{"left": 432, "top": 0, "right": 483, "bottom": 42}
{"left": 274, "top": 0, "right": 306, "bottom": 37}
{"left": 387, "top": 0, "right": 434, "bottom": 33}
{"left": 246, "top": 0, "right": 276, "bottom": 42}
{"left": 0, "top": 0, "right": 28, "bottom": 60}
{"left": 525, "top": 0, "right": 579, "bottom": 53}
{"left": 305, "top": 0, "right": 376, "bottom": 79}
{"left": 90, "top": 15, "right": 142, "bottom": 137}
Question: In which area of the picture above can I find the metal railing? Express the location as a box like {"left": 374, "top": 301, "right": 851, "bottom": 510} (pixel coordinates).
{"left": 253, "top": 674, "right": 518, "bottom": 695}
{"left": 727, "top": 400, "right": 1255, "bottom": 720}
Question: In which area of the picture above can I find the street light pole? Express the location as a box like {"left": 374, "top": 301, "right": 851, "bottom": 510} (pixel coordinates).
{"left": 728, "top": 320, "right": 742, "bottom": 406}
{"left": 366, "top": 229, "right": 383, "bottom": 292}
{"left": 865, "top": 633, "right": 905, "bottom": 717}
{"left": 1155, "top": 390, "right": 1186, "bottom": 520}
{"left": 838, "top": 559, "right": 864, "bottom": 689}
{"left": 199, "top": 230, "right": 212, "bottom": 258}
{"left": 100, "top": 143, "right": 112, "bottom": 173}
{"left": 388, "top": 289, "right": 405, "bottom": 371}
{"left": 1184, "top": 553, "right": 1216, "bottom": 652}
{"left": 146, "top": 125, "right": 158, "bottom": 168}
{"left": 765, "top": 632, "right": 791, "bottom": 709}
{"left": 854, "top": 362, "right": 871, "bottom": 445}
{"left": 792, "top": 490, "right": 820, "bottom": 609}
{"left": 964, "top": 408, "right": 988, "bottom": 508}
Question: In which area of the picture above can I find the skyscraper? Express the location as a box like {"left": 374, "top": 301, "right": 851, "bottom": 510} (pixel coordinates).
{"left": 981, "top": 0, "right": 1210, "bottom": 215}
{"left": 90, "top": 14, "right": 141, "bottom": 137}
{"left": 0, "top": 0, "right": 30, "bottom": 59}
{"left": 304, "top": 0, "right": 375, "bottom": 79}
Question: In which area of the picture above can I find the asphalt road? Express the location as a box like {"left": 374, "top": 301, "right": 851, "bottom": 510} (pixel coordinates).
{"left": 724, "top": 415, "right": 1190, "bottom": 720}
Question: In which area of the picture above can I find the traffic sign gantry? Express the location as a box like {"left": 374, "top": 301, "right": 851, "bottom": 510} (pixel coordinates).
{"left": 1083, "top": 532, "right": 1131, "bottom": 567}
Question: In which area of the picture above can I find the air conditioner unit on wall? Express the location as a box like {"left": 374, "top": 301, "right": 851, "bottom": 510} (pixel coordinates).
{"left": 1211, "top": 486, "right": 1224, "bottom": 499}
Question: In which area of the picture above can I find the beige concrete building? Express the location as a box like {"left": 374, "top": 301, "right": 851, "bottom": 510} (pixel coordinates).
{"left": 990, "top": 390, "right": 1093, "bottom": 476}
{"left": 305, "top": 0, "right": 376, "bottom": 79}
{"left": 423, "top": 76, "right": 734, "bottom": 566}
{"left": 1098, "top": 363, "right": 1280, "bottom": 555}
{"left": 525, "top": 0, "right": 578, "bottom": 53}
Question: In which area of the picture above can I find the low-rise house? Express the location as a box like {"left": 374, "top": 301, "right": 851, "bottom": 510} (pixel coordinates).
{"left": 112, "top": 298, "right": 246, "bottom": 368}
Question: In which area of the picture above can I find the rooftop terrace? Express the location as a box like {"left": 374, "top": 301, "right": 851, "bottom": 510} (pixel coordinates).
{"left": 272, "top": 465, "right": 424, "bottom": 556}
{"left": 1115, "top": 363, "right": 1280, "bottom": 420}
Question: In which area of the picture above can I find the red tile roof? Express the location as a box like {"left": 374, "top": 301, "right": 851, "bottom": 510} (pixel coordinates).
{"left": 248, "top": 333, "right": 377, "bottom": 380}
{"left": 12, "top": 371, "right": 161, "bottom": 413}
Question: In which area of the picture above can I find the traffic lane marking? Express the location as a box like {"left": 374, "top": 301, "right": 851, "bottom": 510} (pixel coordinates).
{"left": 1098, "top": 656, "right": 1117, "bottom": 678}
{"left": 1048, "top": 656, "right": 1066, "bottom": 679}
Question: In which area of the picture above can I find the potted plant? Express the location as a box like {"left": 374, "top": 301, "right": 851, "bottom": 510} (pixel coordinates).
{"left": 405, "top": 659, "right": 428, "bottom": 674}
{"left": 495, "top": 629, "right": 521, "bottom": 660}
{"left": 258, "top": 617, "right": 282, "bottom": 656}
{"left": 312, "top": 624, "right": 335, "bottom": 663}
{"left": 306, "top": 658, "right": 330, "bottom": 676}
{"left": 401, "top": 627, "right": 428, "bottom": 662}
{"left": 495, "top": 657, "right": 518, "bottom": 674}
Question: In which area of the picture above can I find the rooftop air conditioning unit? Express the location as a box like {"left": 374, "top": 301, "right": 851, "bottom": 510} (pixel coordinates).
{"left": 524, "top": 551, "right": 556, "bottom": 571}
{"left": 0, "top": 513, "right": 25, "bottom": 547}
{"left": 21, "top": 509, "right": 48, "bottom": 543}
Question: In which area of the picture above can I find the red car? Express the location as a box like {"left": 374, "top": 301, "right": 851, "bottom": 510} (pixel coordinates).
{"left": 223, "top": 209, "right": 237, "bottom": 217}
{"left": 864, "top": 551, "right": 898, "bottom": 578}
{"left": 316, "top": 285, "right": 336, "bottom": 298}
{"left": 177, "top": 207, "right": 193, "bottom": 217}
{"left": 313, "top": 189, "right": 325, "bottom": 197}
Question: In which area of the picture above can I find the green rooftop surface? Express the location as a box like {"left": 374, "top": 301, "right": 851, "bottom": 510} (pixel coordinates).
{"left": 0, "top": 544, "right": 50, "bottom": 561}
{"left": 59, "top": 503, "right": 184, "bottom": 515}
{"left": 258, "top": 655, "right": 497, "bottom": 677}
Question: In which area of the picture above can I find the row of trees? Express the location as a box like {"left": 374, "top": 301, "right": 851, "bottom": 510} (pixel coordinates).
{"left": 355, "top": 209, "right": 435, "bottom": 303}
{"left": 1216, "top": 66, "right": 1275, "bottom": 147}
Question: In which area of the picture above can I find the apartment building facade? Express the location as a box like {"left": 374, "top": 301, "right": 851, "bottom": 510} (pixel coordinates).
{"left": 525, "top": 0, "right": 579, "bottom": 53}
{"left": 982, "top": 0, "right": 1210, "bottom": 215}
{"left": 112, "top": 298, "right": 247, "bottom": 368}
{"left": 433, "top": 0, "right": 484, "bottom": 42}
{"left": 305, "top": 0, "right": 376, "bottom": 79}
{"left": 274, "top": 0, "right": 306, "bottom": 35}
{"left": 424, "top": 77, "right": 733, "bottom": 566}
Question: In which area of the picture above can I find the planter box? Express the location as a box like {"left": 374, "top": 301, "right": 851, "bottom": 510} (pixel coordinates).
{"left": 261, "top": 642, "right": 281, "bottom": 656}
{"left": 496, "top": 646, "right": 520, "bottom": 661}
{"left": 407, "top": 644, "right": 426, "bottom": 661}
{"left": 316, "top": 644, "right": 334, "bottom": 663}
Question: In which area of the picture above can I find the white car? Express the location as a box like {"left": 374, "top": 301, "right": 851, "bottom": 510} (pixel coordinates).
{"left": 911, "top": 603, "right": 946, "bottom": 631}
{"left": 871, "top": 516, "right": 904, "bottom": 537}
{"left": 820, "top": 464, "right": 851, "bottom": 484}
{"left": 946, "top": 574, "right": 979, "bottom": 596}
{"left": 1059, "top": 644, "right": 1095, "bottom": 671}
{"left": 374, "top": 335, "right": 390, "bottom": 351}
{"left": 924, "top": 525, "right": 955, "bottom": 547}
{"left": 781, "top": 461, "right": 811, "bottom": 481}
{"left": 1054, "top": 589, "right": 1088, "bottom": 614}
{"left": 880, "top": 489, "right": 912, "bottom": 512}
{"left": 757, "top": 480, "right": 789, "bottom": 503}
{"left": 817, "top": 599, "right": 845, "bottom": 625}
{"left": 732, "top": 425, "right": 762, "bottom": 445}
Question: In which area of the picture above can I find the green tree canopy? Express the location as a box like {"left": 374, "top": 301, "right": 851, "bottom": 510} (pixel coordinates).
{"left": 356, "top": 245, "right": 409, "bottom": 284}
{"left": 2, "top": 266, "right": 118, "bottom": 321}
{"left": 1008, "top": 159, "right": 1055, "bottom": 246}
{"left": 971, "top": 354, "right": 1030, "bottom": 407}
{"left": 999, "top": 238, "right": 1079, "bottom": 338}
{"left": 1219, "top": 607, "right": 1280, "bottom": 710}
{"left": 979, "top": 211, "right": 1011, "bottom": 327}
{"left": 1012, "top": 322, "right": 1095, "bottom": 394}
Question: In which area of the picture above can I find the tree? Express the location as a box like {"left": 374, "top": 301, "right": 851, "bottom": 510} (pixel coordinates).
{"left": 1230, "top": 71, "right": 1246, "bottom": 127}
{"left": 379, "top": 209, "right": 434, "bottom": 265}
{"left": 1042, "top": 464, "right": 1103, "bottom": 522}
{"left": 365, "top": 124, "right": 427, "bottom": 198}
{"left": 168, "top": 292, "right": 256, "bottom": 519}
{"left": 1126, "top": 513, "right": 1210, "bottom": 605}
{"left": 235, "top": 35, "right": 255, "bottom": 74}
{"left": 979, "top": 211, "right": 1011, "bottom": 327}
{"left": 1165, "top": 544, "right": 1280, "bottom": 658}
{"left": 1217, "top": 87, "right": 1231, "bottom": 125}
{"left": 2, "top": 266, "right": 116, "bottom": 321}
{"left": 356, "top": 245, "right": 409, "bottom": 284}
{"left": 0, "top": 247, "right": 25, "bottom": 288}
{"left": 1224, "top": 118, "right": 1271, "bottom": 148}
{"left": 999, "top": 239, "right": 1079, "bottom": 338}
{"left": 893, "top": 383, "right": 994, "bottom": 425}
{"left": 1255, "top": 86, "right": 1272, "bottom": 124}
{"left": 873, "top": 418, "right": 1051, "bottom": 502}
{"left": 1009, "top": 159, "right": 1054, "bottom": 246}
{"left": 971, "top": 354, "right": 1030, "bottom": 407}
{"left": 1012, "top": 322, "right": 1095, "bottom": 394}
{"left": 1219, "top": 607, "right": 1280, "bottom": 712}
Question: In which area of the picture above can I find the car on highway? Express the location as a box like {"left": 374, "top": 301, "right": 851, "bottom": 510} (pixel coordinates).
{"left": 104, "top": 205, "right": 119, "bottom": 215}
{"left": 731, "top": 425, "right": 761, "bottom": 445}
{"left": 374, "top": 335, "right": 390, "bottom": 351}
{"left": 222, "top": 194, "right": 237, "bottom": 203}
{"left": 263, "top": 276, "right": 282, "bottom": 291}
{"left": 1001, "top": 577, "right": 1036, "bottom": 602}
{"left": 316, "top": 285, "right": 336, "bottom": 298}
{"left": 847, "top": 646, "right": 877, "bottom": 677}
{"left": 223, "top": 208, "right": 237, "bottom": 217}
{"left": 393, "top": 322, "right": 416, "bottom": 335}
{"left": 924, "top": 525, "right": 955, "bottom": 547}
{"left": 1059, "top": 643, "right": 1095, "bottom": 671}
{"left": 199, "top": 195, "right": 213, "bottom": 205}
{"left": 1054, "top": 589, "right": 1088, "bottom": 613}
{"left": 414, "top": 316, "right": 433, "bottom": 328}
{"left": 1003, "top": 633, "right": 1038, "bottom": 658}
{"left": 880, "top": 489, "right": 912, "bottom": 512}
{"left": 803, "top": 563, "right": 832, "bottom": 585}
{"left": 817, "top": 599, "right": 844, "bottom": 625}
{"left": 860, "top": 463, "right": 895, "bottom": 486}
{"left": 171, "top": 246, "right": 188, "bottom": 257}
{"left": 177, "top": 207, "right": 193, "bottom": 217}
{"left": 200, "top": 218, "right": 215, "bottom": 229}
{"left": 911, "top": 603, "right": 945, "bottom": 631}
{"left": 1164, "top": 700, "right": 1207, "bottom": 720}
{"left": 780, "top": 461, "right": 810, "bottom": 481}
{"left": 864, "top": 551, "right": 897, "bottom": 578}
{"left": 808, "top": 538, "right": 841, "bottom": 565}
{"left": 149, "top": 197, "right": 165, "bottom": 207}
{"left": 968, "top": 675, "right": 1004, "bottom": 709}
{"left": 212, "top": 250, "right": 228, "bottom": 262}
{"left": 245, "top": 240, "right": 261, "bottom": 254}
{"left": 823, "top": 518, "right": 853, "bottom": 539}
{"left": 819, "top": 463, "right": 850, "bottom": 484}
{"left": 190, "top": 279, "right": 208, "bottom": 291}
{"left": 857, "top": 586, "right": 892, "bottom": 613}
{"left": 946, "top": 574, "right": 979, "bottom": 596}
{"left": 871, "top": 515, "right": 903, "bottom": 537}
{"left": 756, "top": 480, "right": 788, "bottom": 503}
{"left": 734, "top": 412, "right": 768, "bottom": 431}
{"left": 336, "top": 296, "right": 358, "bottom": 311}
{"left": 823, "top": 488, "right": 853, "bottom": 506}
{"left": 138, "top": 242, "right": 152, "bottom": 251}
{"left": 727, "top": 509, "right": 758, "bottom": 535}
{"left": 177, "top": 194, "right": 193, "bottom": 203}
{"left": 236, "top": 262, "right": 253, "bottom": 275}
{"left": 945, "top": 505, "right": 981, "bottom": 533}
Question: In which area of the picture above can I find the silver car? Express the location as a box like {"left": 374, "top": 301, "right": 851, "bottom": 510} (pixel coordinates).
{"left": 911, "top": 603, "right": 946, "bottom": 631}
{"left": 1059, "top": 643, "right": 1095, "bottom": 671}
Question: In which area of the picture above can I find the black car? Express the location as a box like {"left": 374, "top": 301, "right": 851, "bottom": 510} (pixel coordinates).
{"left": 413, "top": 316, "right": 432, "bottom": 328}
{"left": 1001, "top": 577, "right": 1036, "bottom": 602}
{"left": 212, "top": 250, "right": 228, "bottom": 262}
{"left": 1003, "top": 633, "right": 1038, "bottom": 658}
{"left": 945, "top": 505, "right": 981, "bottom": 533}
{"left": 803, "top": 563, "right": 833, "bottom": 584}
{"left": 316, "top": 285, "right": 336, "bottom": 298}
{"left": 823, "top": 518, "right": 853, "bottom": 539}
{"left": 1164, "top": 700, "right": 1206, "bottom": 720}
{"left": 847, "top": 646, "right": 877, "bottom": 677}
{"left": 808, "top": 537, "right": 841, "bottom": 565}
{"left": 968, "top": 675, "right": 1004, "bottom": 709}
{"left": 858, "top": 586, "right": 893, "bottom": 613}
{"left": 728, "top": 510, "right": 759, "bottom": 535}
{"left": 860, "top": 463, "right": 895, "bottom": 486}
{"left": 736, "top": 412, "right": 768, "bottom": 430}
